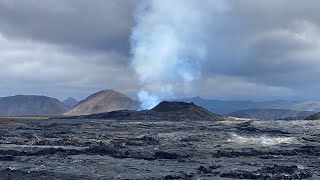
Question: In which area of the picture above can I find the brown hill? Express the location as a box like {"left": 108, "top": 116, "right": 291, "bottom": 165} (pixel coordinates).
{"left": 65, "top": 90, "right": 139, "bottom": 116}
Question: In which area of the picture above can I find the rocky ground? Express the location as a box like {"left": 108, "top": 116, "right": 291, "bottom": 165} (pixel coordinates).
{"left": 0, "top": 115, "right": 319, "bottom": 179}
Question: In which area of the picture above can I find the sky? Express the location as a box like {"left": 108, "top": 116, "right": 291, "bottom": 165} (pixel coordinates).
{"left": 0, "top": 0, "right": 320, "bottom": 101}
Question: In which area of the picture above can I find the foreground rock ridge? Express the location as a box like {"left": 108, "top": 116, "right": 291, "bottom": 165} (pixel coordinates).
{"left": 65, "top": 89, "right": 140, "bottom": 116}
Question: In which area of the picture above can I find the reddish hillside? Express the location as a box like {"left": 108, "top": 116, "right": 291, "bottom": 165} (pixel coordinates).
{"left": 65, "top": 90, "right": 139, "bottom": 116}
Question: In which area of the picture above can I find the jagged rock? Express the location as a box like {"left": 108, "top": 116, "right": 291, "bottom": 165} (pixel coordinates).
{"left": 220, "top": 165, "right": 312, "bottom": 179}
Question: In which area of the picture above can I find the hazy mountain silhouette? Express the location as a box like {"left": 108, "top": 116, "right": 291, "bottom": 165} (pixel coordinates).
{"left": 63, "top": 97, "right": 79, "bottom": 107}
{"left": 177, "top": 97, "right": 320, "bottom": 114}
{"left": 0, "top": 95, "right": 70, "bottom": 115}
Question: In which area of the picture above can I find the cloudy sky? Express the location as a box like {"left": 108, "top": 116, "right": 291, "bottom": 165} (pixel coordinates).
{"left": 0, "top": 0, "right": 319, "bottom": 101}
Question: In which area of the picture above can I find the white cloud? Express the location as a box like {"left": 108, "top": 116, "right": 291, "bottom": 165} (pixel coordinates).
{"left": 0, "top": 32, "right": 139, "bottom": 100}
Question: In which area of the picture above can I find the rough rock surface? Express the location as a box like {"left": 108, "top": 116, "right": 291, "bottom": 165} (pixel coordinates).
{"left": 65, "top": 90, "right": 140, "bottom": 116}
{"left": 228, "top": 108, "right": 314, "bottom": 120}
{"left": 0, "top": 114, "right": 320, "bottom": 179}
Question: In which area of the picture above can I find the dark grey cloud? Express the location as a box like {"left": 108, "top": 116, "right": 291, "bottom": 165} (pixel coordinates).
{"left": 0, "top": 0, "right": 137, "bottom": 52}
{"left": 0, "top": 0, "right": 140, "bottom": 100}
{"left": 0, "top": 0, "right": 320, "bottom": 101}
{"left": 200, "top": 1, "right": 320, "bottom": 100}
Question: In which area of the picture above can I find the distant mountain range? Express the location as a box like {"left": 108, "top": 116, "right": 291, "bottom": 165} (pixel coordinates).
{"left": 177, "top": 97, "right": 320, "bottom": 115}
{"left": 0, "top": 95, "right": 70, "bottom": 116}
{"left": 2, "top": 91, "right": 320, "bottom": 119}
{"left": 64, "top": 90, "right": 140, "bottom": 116}
{"left": 227, "top": 109, "right": 315, "bottom": 120}
{"left": 63, "top": 97, "right": 79, "bottom": 107}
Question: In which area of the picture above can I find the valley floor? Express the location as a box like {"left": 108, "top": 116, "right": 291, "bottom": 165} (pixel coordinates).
{"left": 0, "top": 117, "right": 319, "bottom": 179}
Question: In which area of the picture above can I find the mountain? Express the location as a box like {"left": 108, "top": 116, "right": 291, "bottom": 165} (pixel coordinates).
{"left": 65, "top": 101, "right": 225, "bottom": 121}
{"left": 63, "top": 97, "right": 79, "bottom": 107}
{"left": 0, "top": 95, "right": 70, "bottom": 115}
{"left": 65, "top": 90, "right": 140, "bottom": 116}
{"left": 176, "top": 97, "right": 320, "bottom": 114}
{"left": 304, "top": 112, "right": 320, "bottom": 120}
{"left": 227, "top": 109, "right": 315, "bottom": 120}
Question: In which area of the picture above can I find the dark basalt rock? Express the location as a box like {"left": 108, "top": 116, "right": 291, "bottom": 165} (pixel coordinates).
{"left": 162, "top": 172, "right": 194, "bottom": 180}
{"left": 212, "top": 146, "right": 320, "bottom": 158}
{"left": 0, "top": 168, "right": 92, "bottom": 180}
{"left": 154, "top": 151, "right": 181, "bottom": 160}
{"left": 0, "top": 155, "right": 14, "bottom": 161}
{"left": 220, "top": 165, "right": 312, "bottom": 179}
{"left": 2, "top": 111, "right": 320, "bottom": 179}
{"left": 235, "top": 121, "right": 290, "bottom": 135}
{"left": 152, "top": 101, "right": 199, "bottom": 112}
{"left": 197, "top": 165, "right": 221, "bottom": 174}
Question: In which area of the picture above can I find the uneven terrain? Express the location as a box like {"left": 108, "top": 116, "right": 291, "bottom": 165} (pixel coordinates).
{"left": 227, "top": 109, "right": 315, "bottom": 120}
{"left": 0, "top": 114, "right": 320, "bottom": 179}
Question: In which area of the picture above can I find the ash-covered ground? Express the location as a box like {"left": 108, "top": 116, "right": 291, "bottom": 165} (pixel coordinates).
{"left": 0, "top": 102, "right": 319, "bottom": 179}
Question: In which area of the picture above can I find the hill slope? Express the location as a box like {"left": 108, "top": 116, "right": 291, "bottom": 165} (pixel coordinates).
{"left": 65, "top": 90, "right": 139, "bottom": 116}
{"left": 177, "top": 97, "right": 320, "bottom": 114}
{"left": 63, "top": 97, "right": 79, "bottom": 107}
{"left": 68, "top": 101, "right": 224, "bottom": 121}
{"left": 304, "top": 112, "right": 320, "bottom": 120}
{"left": 228, "top": 109, "right": 314, "bottom": 120}
{"left": 0, "top": 95, "right": 70, "bottom": 115}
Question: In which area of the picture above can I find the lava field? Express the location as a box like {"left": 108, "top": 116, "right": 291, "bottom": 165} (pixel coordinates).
{"left": 0, "top": 103, "right": 319, "bottom": 179}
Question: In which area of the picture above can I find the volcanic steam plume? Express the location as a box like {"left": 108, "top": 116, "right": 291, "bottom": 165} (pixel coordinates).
{"left": 130, "top": 0, "right": 229, "bottom": 109}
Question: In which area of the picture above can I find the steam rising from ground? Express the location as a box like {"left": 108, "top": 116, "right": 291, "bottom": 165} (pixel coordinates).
{"left": 229, "top": 133, "right": 296, "bottom": 146}
{"left": 130, "top": 0, "right": 229, "bottom": 109}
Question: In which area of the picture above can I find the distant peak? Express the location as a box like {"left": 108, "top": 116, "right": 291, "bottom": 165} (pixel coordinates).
{"left": 63, "top": 97, "right": 79, "bottom": 108}
{"left": 65, "top": 97, "right": 77, "bottom": 101}
{"left": 64, "top": 89, "right": 139, "bottom": 116}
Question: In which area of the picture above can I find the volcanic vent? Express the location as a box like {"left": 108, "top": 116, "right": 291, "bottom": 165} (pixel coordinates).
{"left": 75, "top": 101, "right": 224, "bottom": 121}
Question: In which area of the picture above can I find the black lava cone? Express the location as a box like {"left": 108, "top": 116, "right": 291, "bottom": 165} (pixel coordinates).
{"left": 66, "top": 101, "right": 224, "bottom": 121}
{"left": 152, "top": 101, "right": 201, "bottom": 112}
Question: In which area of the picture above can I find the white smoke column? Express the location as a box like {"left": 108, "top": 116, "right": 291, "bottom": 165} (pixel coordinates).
{"left": 130, "top": 0, "right": 229, "bottom": 109}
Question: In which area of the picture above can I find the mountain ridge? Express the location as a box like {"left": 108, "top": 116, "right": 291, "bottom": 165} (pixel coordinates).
{"left": 63, "top": 97, "right": 78, "bottom": 107}
{"left": 0, "top": 95, "right": 70, "bottom": 115}
{"left": 176, "top": 97, "right": 320, "bottom": 114}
